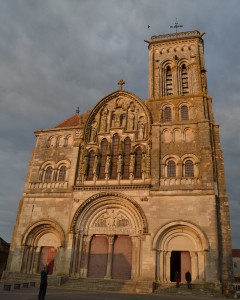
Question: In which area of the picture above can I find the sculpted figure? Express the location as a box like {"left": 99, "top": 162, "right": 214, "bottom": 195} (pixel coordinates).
{"left": 90, "top": 121, "right": 98, "bottom": 142}
{"left": 129, "top": 154, "right": 135, "bottom": 174}
{"left": 138, "top": 122, "right": 145, "bottom": 139}
{"left": 129, "top": 112, "right": 135, "bottom": 130}
{"left": 117, "top": 155, "right": 123, "bottom": 174}
{"left": 105, "top": 156, "right": 110, "bottom": 176}
{"left": 101, "top": 109, "right": 108, "bottom": 132}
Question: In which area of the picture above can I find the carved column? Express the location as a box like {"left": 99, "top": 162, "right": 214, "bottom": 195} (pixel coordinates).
{"left": 165, "top": 251, "right": 171, "bottom": 282}
{"left": 21, "top": 245, "right": 30, "bottom": 273}
{"left": 190, "top": 251, "right": 199, "bottom": 282}
{"left": 198, "top": 250, "right": 206, "bottom": 281}
{"left": 105, "top": 235, "right": 115, "bottom": 279}
{"left": 80, "top": 235, "right": 92, "bottom": 278}
{"left": 76, "top": 232, "right": 84, "bottom": 277}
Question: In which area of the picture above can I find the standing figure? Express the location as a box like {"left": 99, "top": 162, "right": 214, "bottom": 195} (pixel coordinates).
{"left": 175, "top": 270, "right": 180, "bottom": 288}
{"left": 138, "top": 122, "right": 145, "bottom": 139}
{"left": 38, "top": 266, "right": 48, "bottom": 300}
{"left": 185, "top": 270, "right": 192, "bottom": 289}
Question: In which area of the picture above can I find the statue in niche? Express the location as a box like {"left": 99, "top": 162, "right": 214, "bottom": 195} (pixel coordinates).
{"left": 129, "top": 154, "right": 135, "bottom": 174}
{"left": 101, "top": 108, "right": 109, "bottom": 132}
{"left": 142, "top": 153, "right": 146, "bottom": 173}
{"left": 90, "top": 121, "right": 98, "bottom": 142}
{"left": 115, "top": 97, "right": 123, "bottom": 109}
{"left": 138, "top": 122, "right": 146, "bottom": 139}
{"left": 93, "top": 155, "right": 98, "bottom": 176}
{"left": 117, "top": 155, "right": 123, "bottom": 174}
{"left": 120, "top": 113, "right": 126, "bottom": 127}
{"left": 129, "top": 112, "right": 135, "bottom": 130}
{"left": 105, "top": 156, "right": 110, "bottom": 177}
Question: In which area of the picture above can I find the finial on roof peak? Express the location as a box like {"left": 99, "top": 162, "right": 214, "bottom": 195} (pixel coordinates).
{"left": 118, "top": 79, "right": 125, "bottom": 90}
{"left": 76, "top": 106, "right": 80, "bottom": 114}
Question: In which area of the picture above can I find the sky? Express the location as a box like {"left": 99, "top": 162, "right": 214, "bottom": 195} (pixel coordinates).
{"left": 0, "top": 0, "right": 240, "bottom": 247}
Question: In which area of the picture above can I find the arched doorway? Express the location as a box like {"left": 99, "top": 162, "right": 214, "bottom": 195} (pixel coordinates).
{"left": 153, "top": 221, "right": 209, "bottom": 283}
{"left": 70, "top": 192, "right": 148, "bottom": 280}
{"left": 21, "top": 220, "right": 64, "bottom": 274}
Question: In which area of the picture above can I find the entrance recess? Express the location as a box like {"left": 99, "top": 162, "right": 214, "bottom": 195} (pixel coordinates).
{"left": 170, "top": 251, "right": 191, "bottom": 282}
{"left": 38, "top": 246, "right": 57, "bottom": 274}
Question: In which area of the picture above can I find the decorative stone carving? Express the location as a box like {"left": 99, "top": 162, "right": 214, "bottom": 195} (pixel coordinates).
{"left": 138, "top": 122, "right": 145, "bottom": 140}
{"left": 90, "top": 120, "right": 98, "bottom": 143}
{"left": 92, "top": 209, "right": 133, "bottom": 234}
{"left": 101, "top": 108, "right": 109, "bottom": 132}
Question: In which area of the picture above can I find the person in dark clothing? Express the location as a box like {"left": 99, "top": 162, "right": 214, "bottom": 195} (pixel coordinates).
{"left": 185, "top": 270, "right": 192, "bottom": 288}
{"left": 38, "top": 266, "right": 48, "bottom": 300}
{"left": 175, "top": 270, "right": 180, "bottom": 288}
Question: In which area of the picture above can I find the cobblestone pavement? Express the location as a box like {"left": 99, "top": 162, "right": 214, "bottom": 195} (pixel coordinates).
{"left": 0, "top": 286, "right": 229, "bottom": 300}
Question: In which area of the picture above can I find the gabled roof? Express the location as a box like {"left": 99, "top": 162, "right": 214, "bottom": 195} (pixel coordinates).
{"left": 54, "top": 113, "right": 81, "bottom": 128}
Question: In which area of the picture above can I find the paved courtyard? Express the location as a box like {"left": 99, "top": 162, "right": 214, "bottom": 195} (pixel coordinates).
{"left": 0, "top": 286, "right": 229, "bottom": 300}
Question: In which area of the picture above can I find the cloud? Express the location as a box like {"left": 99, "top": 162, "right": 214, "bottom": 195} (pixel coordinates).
{"left": 0, "top": 0, "right": 239, "bottom": 249}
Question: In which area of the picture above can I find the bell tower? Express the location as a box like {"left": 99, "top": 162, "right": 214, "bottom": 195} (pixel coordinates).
{"left": 147, "top": 30, "right": 207, "bottom": 99}
{"left": 146, "top": 30, "right": 233, "bottom": 289}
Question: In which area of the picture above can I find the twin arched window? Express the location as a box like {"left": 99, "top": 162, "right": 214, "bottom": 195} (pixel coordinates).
{"left": 163, "top": 104, "right": 189, "bottom": 122}
{"left": 165, "top": 159, "right": 195, "bottom": 178}
{"left": 164, "top": 64, "right": 189, "bottom": 96}
{"left": 43, "top": 164, "right": 67, "bottom": 182}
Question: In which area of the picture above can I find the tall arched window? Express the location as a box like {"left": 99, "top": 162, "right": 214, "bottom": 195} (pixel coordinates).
{"left": 110, "top": 134, "right": 120, "bottom": 179}
{"left": 181, "top": 64, "right": 189, "bottom": 94}
{"left": 44, "top": 166, "right": 53, "bottom": 182}
{"left": 58, "top": 166, "right": 66, "bottom": 181}
{"left": 166, "top": 66, "right": 173, "bottom": 95}
{"left": 134, "top": 147, "right": 142, "bottom": 179}
{"left": 122, "top": 137, "right": 131, "bottom": 179}
{"left": 98, "top": 139, "right": 108, "bottom": 179}
{"left": 185, "top": 160, "right": 194, "bottom": 177}
{"left": 86, "top": 151, "right": 95, "bottom": 180}
{"left": 167, "top": 160, "right": 176, "bottom": 177}
{"left": 181, "top": 105, "right": 189, "bottom": 121}
{"left": 164, "top": 107, "right": 172, "bottom": 122}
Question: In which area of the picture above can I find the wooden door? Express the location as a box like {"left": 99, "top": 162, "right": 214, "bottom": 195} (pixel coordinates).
{"left": 112, "top": 236, "right": 132, "bottom": 280}
{"left": 181, "top": 251, "right": 191, "bottom": 283}
{"left": 87, "top": 236, "right": 108, "bottom": 278}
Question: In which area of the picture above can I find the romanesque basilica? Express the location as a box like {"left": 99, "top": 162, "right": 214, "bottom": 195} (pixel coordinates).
{"left": 6, "top": 30, "right": 233, "bottom": 293}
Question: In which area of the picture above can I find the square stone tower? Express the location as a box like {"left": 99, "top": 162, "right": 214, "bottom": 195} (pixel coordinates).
{"left": 145, "top": 30, "right": 233, "bottom": 287}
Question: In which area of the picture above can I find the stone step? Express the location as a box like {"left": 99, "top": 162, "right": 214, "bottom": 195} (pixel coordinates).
{"left": 62, "top": 278, "right": 153, "bottom": 293}
{"left": 153, "top": 283, "right": 223, "bottom": 298}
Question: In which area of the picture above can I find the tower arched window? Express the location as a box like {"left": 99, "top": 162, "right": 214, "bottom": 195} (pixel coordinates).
{"left": 122, "top": 137, "right": 131, "bottom": 179}
{"left": 58, "top": 166, "right": 66, "bottom": 181}
{"left": 44, "top": 166, "right": 53, "bottom": 182}
{"left": 185, "top": 160, "right": 194, "bottom": 177}
{"left": 134, "top": 147, "right": 142, "bottom": 179}
{"left": 166, "top": 66, "right": 173, "bottom": 95}
{"left": 164, "top": 107, "right": 172, "bottom": 122}
{"left": 167, "top": 160, "right": 176, "bottom": 177}
{"left": 181, "top": 64, "right": 189, "bottom": 94}
{"left": 86, "top": 151, "right": 95, "bottom": 180}
{"left": 98, "top": 139, "right": 108, "bottom": 179}
{"left": 110, "top": 134, "right": 120, "bottom": 179}
{"left": 181, "top": 105, "right": 189, "bottom": 121}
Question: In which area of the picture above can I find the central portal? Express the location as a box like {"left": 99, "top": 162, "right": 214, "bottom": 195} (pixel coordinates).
{"left": 170, "top": 251, "right": 191, "bottom": 282}
{"left": 87, "top": 235, "right": 132, "bottom": 280}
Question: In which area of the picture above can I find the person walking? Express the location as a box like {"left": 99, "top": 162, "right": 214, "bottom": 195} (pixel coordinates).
{"left": 175, "top": 270, "right": 180, "bottom": 288}
{"left": 38, "top": 266, "right": 48, "bottom": 300}
{"left": 185, "top": 270, "right": 192, "bottom": 289}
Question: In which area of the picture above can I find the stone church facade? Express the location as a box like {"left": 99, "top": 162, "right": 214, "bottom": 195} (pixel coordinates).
{"left": 6, "top": 30, "right": 233, "bottom": 291}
